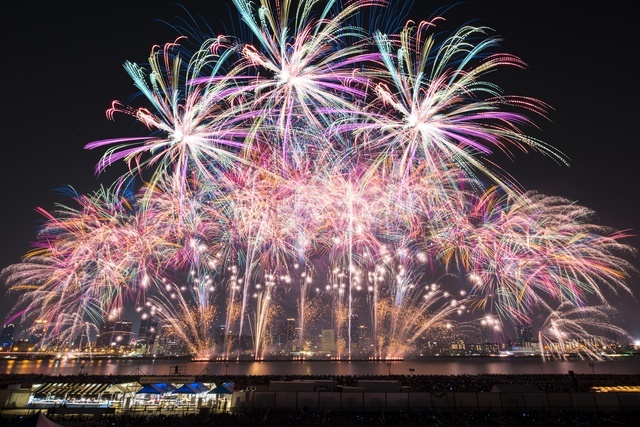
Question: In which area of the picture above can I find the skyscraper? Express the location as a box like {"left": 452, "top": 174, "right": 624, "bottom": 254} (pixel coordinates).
{"left": 96, "top": 318, "right": 133, "bottom": 349}
{"left": 516, "top": 323, "right": 533, "bottom": 347}
{"left": 321, "top": 329, "right": 336, "bottom": 353}
{"left": 96, "top": 318, "right": 116, "bottom": 348}
{"left": 137, "top": 314, "right": 159, "bottom": 349}
{"left": 1, "top": 324, "right": 15, "bottom": 350}
{"left": 112, "top": 321, "right": 133, "bottom": 347}
{"left": 215, "top": 324, "right": 226, "bottom": 347}
{"left": 350, "top": 314, "right": 359, "bottom": 345}
{"left": 286, "top": 318, "right": 296, "bottom": 348}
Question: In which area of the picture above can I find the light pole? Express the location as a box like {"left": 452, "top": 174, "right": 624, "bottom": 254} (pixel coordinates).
{"left": 386, "top": 362, "right": 391, "bottom": 376}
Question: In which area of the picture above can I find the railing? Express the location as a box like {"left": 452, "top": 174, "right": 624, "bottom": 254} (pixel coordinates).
{"left": 229, "top": 390, "right": 640, "bottom": 413}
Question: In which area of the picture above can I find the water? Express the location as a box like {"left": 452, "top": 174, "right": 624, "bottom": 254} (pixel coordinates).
{"left": 2, "top": 356, "right": 639, "bottom": 377}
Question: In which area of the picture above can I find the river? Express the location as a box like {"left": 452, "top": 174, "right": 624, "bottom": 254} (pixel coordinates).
{"left": 2, "top": 356, "right": 639, "bottom": 377}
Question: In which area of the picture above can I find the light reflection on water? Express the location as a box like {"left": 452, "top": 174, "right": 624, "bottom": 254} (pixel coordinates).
{"left": 2, "top": 357, "right": 638, "bottom": 377}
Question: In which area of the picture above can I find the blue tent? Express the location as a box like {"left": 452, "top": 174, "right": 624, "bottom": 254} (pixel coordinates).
{"left": 171, "top": 382, "right": 210, "bottom": 394}
{"left": 207, "top": 382, "right": 234, "bottom": 394}
{"left": 135, "top": 383, "right": 175, "bottom": 395}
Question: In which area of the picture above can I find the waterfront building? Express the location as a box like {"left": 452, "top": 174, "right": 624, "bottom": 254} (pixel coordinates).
{"left": 154, "top": 327, "right": 187, "bottom": 356}
{"left": 137, "top": 314, "right": 159, "bottom": 352}
{"left": 11, "top": 339, "right": 36, "bottom": 352}
{"left": 321, "top": 329, "right": 336, "bottom": 353}
{"left": 353, "top": 324, "right": 371, "bottom": 356}
{"left": 1, "top": 323, "right": 15, "bottom": 350}
{"left": 113, "top": 321, "right": 134, "bottom": 348}
{"left": 285, "top": 318, "right": 296, "bottom": 351}
{"left": 449, "top": 339, "right": 466, "bottom": 355}
{"left": 516, "top": 322, "right": 534, "bottom": 347}
{"left": 349, "top": 314, "right": 359, "bottom": 346}
{"left": 466, "top": 341, "right": 501, "bottom": 356}
{"left": 270, "top": 319, "right": 285, "bottom": 349}
{"left": 214, "top": 324, "right": 226, "bottom": 347}
{"left": 96, "top": 319, "right": 133, "bottom": 351}
{"left": 96, "top": 318, "right": 116, "bottom": 349}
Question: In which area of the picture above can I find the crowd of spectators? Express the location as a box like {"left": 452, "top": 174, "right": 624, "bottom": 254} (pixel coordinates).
{"left": 5, "top": 408, "right": 640, "bottom": 426}
{"left": 2, "top": 372, "right": 640, "bottom": 426}
{"left": 2, "top": 371, "right": 640, "bottom": 393}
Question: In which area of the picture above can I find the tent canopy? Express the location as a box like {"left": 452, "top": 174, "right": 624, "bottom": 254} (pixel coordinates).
{"left": 103, "top": 382, "right": 142, "bottom": 394}
{"left": 208, "top": 382, "right": 234, "bottom": 394}
{"left": 33, "top": 382, "right": 112, "bottom": 397}
{"left": 171, "top": 382, "right": 210, "bottom": 394}
{"left": 135, "top": 383, "right": 175, "bottom": 395}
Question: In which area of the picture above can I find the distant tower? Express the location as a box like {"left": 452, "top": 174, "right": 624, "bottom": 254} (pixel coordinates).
{"left": 358, "top": 324, "right": 368, "bottom": 344}
{"left": 321, "top": 329, "right": 336, "bottom": 353}
{"left": 476, "top": 325, "right": 488, "bottom": 343}
{"left": 154, "top": 325, "right": 186, "bottom": 356}
{"left": 271, "top": 319, "right": 285, "bottom": 347}
{"left": 1, "top": 324, "right": 15, "bottom": 350}
{"left": 286, "top": 318, "right": 296, "bottom": 349}
{"left": 113, "top": 321, "right": 133, "bottom": 347}
{"left": 516, "top": 323, "right": 533, "bottom": 346}
{"left": 96, "top": 318, "right": 116, "bottom": 348}
{"left": 350, "top": 314, "right": 359, "bottom": 345}
{"left": 96, "top": 318, "right": 133, "bottom": 349}
{"left": 215, "top": 324, "right": 226, "bottom": 347}
{"left": 137, "top": 314, "right": 159, "bottom": 349}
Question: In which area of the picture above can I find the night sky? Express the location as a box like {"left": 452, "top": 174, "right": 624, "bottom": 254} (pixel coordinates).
{"left": 2, "top": 1, "right": 639, "bottom": 337}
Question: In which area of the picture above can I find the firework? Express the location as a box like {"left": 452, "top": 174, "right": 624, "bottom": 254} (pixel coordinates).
{"left": 1, "top": 0, "right": 637, "bottom": 361}
{"left": 1, "top": 186, "right": 157, "bottom": 348}
{"left": 538, "top": 302, "right": 632, "bottom": 361}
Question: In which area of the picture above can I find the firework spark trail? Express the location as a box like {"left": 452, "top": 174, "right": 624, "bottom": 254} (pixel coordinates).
{"left": 1, "top": 0, "right": 637, "bottom": 361}
{"left": 147, "top": 280, "right": 217, "bottom": 358}
{"left": 447, "top": 189, "right": 637, "bottom": 322}
{"left": 85, "top": 36, "right": 252, "bottom": 199}
{"left": 225, "top": 0, "right": 386, "bottom": 169}
{"left": 293, "top": 264, "right": 315, "bottom": 350}
{"left": 0, "top": 186, "right": 166, "bottom": 346}
{"left": 538, "top": 301, "right": 633, "bottom": 361}
{"left": 364, "top": 244, "right": 471, "bottom": 359}
{"left": 357, "top": 20, "right": 568, "bottom": 189}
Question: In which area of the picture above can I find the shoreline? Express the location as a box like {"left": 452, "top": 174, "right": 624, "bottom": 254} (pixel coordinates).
{"left": 3, "top": 352, "right": 639, "bottom": 362}
{"left": 2, "top": 373, "right": 640, "bottom": 426}
{"left": 3, "top": 371, "right": 640, "bottom": 392}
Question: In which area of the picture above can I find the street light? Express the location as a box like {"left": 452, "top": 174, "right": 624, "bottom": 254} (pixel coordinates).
{"left": 386, "top": 362, "right": 391, "bottom": 376}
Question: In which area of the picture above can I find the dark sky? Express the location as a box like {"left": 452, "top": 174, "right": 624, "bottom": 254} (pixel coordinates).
{"left": 2, "top": 1, "right": 639, "bottom": 336}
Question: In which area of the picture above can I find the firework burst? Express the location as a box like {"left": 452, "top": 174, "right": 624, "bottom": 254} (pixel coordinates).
{"left": 2, "top": 0, "right": 637, "bottom": 361}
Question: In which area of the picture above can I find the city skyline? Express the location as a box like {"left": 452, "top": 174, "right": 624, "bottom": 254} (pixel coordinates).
{"left": 3, "top": 312, "right": 627, "bottom": 361}
{"left": 1, "top": 0, "right": 639, "bottom": 358}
